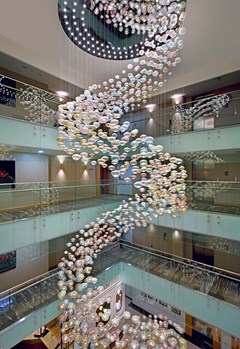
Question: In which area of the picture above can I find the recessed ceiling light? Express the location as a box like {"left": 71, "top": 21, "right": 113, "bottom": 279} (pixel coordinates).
{"left": 38, "top": 150, "right": 44, "bottom": 154}
{"left": 56, "top": 90, "right": 69, "bottom": 97}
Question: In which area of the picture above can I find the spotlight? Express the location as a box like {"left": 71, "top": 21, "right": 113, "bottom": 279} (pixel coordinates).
{"left": 145, "top": 104, "right": 156, "bottom": 113}
{"left": 171, "top": 93, "right": 185, "bottom": 104}
{"left": 56, "top": 90, "right": 69, "bottom": 97}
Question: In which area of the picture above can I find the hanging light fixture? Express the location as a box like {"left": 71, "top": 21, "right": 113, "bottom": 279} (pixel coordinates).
{"left": 58, "top": 0, "right": 186, "bottom": 61}
{"left": 57, "top": 1, "right": 188, "bottom": 346}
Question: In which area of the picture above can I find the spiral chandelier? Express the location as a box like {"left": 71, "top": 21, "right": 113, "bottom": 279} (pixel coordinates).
{"left": 57, "top": 0, "right": 188, "bottom": 347}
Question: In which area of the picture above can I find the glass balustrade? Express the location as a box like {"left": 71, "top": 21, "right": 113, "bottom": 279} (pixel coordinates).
{"left": 0, "top": 179, "right": 239, "bottom": 225}
{"left": 0, "top": 242, "right": 239, "bottom": 334}
{"left": 0, "top": 243, "right": 118, "bottom": 333}
{"left": 0, "top": 180, "right": 132, "bottom": 224}
{"left": 1, "top": 221, "right": 239, "bottom": 285}
{"left": 121, "top": 90, "right": 240, "bottom": 137}
{"left": 0, "top": 269, "right": 59, "bottom": 333}
{"left": 0, "top": 74, "right": 239, "bottom": 218}
{"left": 113, "top": 242, "right": 240, "bottom": 307}
{"left": 1, "top": 74, "right": 240, "bottom": 136}
{"left": 0, "top": 74, "right": 61, "bottom": 126}
{"left": 186, "top": 180, "right": 240, "bottom": 215}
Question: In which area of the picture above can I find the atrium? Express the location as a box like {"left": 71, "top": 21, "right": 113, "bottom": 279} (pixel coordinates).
{"left": 0, "top": 1, "right": 240, "bottom": 349}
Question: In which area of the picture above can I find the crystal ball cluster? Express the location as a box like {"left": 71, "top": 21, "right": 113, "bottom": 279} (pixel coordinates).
{"left": 57, "top": 0, "right": 188, "bottom": 347}
{"left": 89, "top": 0, "right": 186, "bottom": 36}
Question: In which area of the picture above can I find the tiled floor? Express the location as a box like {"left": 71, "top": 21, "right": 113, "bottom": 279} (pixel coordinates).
{"left": 25, "top": 319, "right": 60, "bottom": 349}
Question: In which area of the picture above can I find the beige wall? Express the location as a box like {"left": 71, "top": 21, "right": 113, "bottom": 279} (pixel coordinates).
{"left": 49, "top": 155, "right": 96, "bottom": 182}
{"left": 133, "top": 225, "right": 184, "bottom": 258}
{"left": 214, "top": 251, "right": 240, "bottom": 275}
{"left": 214, "top": 162, "right": 240, "bottom": 182}
{"left": 49, "top": 155, "right": 97, "bottom": 201}
{"left": 15, "top": 153, "right": 49, "bottom": 183}
{"left": 133, "top": 225, "right": 240, "bottom": 274}
{"left": 0, "top": 153, "right": 49, "bottom": 210}
{"left": 0, "top": 153, "right": 99, "bottom": 211}
{"left": 0, "top": 254, "right": 49, "bottom": 293}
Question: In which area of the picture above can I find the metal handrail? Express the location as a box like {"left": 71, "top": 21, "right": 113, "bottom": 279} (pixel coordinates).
{"left": 123, "top": 90, "right": 240, "bottom": 120}
{"left": 0, "top": 242, "right": 118, "bottom": 301}
{"left": 0, "top": 74, "right": 63, "bottom": 103}
{"left": 0, "top": 269, "right": 58, "bottom": 301}
{"left": 0, "top": 241, "right": 239, "bottom": 336}
{"left": 118, "top": 241, "right": 240, "bottom": 282}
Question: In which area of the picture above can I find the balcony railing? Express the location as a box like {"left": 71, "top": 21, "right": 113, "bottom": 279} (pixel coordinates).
{"left": 0, "top": 180, "right": 131, "bottom": 224}
{"left": 186, "top": 180, "right": 240, "bottom": 215}
{"left": 0, "top": 243, "right": 118, "bottom": 334}
{"left": 1, "top": 74, "right": 240, "bottom": 137}
{"left": 0, "top": 179, "right": 239, "bottom": 226}
{"left": 121, "top": 90, "right": 240, "bottom": 137}
{"left": 0, "top": 74, "right": 61, "bottom": 126}
{"left": 0, "top": 242, "right": 239, "bottom": 335}
{"left": 116, "top": 242, "right": 240, "bottom": 307}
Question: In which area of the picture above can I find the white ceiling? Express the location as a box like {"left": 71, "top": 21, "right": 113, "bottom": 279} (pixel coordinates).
{"left": 0, "top": 0, "right": 240, "bottom": 94}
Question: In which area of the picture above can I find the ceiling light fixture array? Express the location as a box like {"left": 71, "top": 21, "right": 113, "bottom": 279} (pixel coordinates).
{"left": 59, "top": 0, "right": 186, "bottom": 62}
{"left": 57, "top": 0, "right": 187, "bottom": 346}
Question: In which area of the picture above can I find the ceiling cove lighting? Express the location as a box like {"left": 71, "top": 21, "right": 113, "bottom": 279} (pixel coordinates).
{"left": 58, "top": 0, "right": 186, "bottom": 60}
{"left": 56, "top": 1, "right": 188, "bottom": 347}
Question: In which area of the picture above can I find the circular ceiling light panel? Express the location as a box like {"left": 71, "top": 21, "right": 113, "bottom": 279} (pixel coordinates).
{"left": 58, "top": 0, "right": 186, "bottom": 60}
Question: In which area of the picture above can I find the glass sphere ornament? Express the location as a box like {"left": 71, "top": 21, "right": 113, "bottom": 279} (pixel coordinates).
{"left": 56, "top": 0, "right": 188, "bottom": 347}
